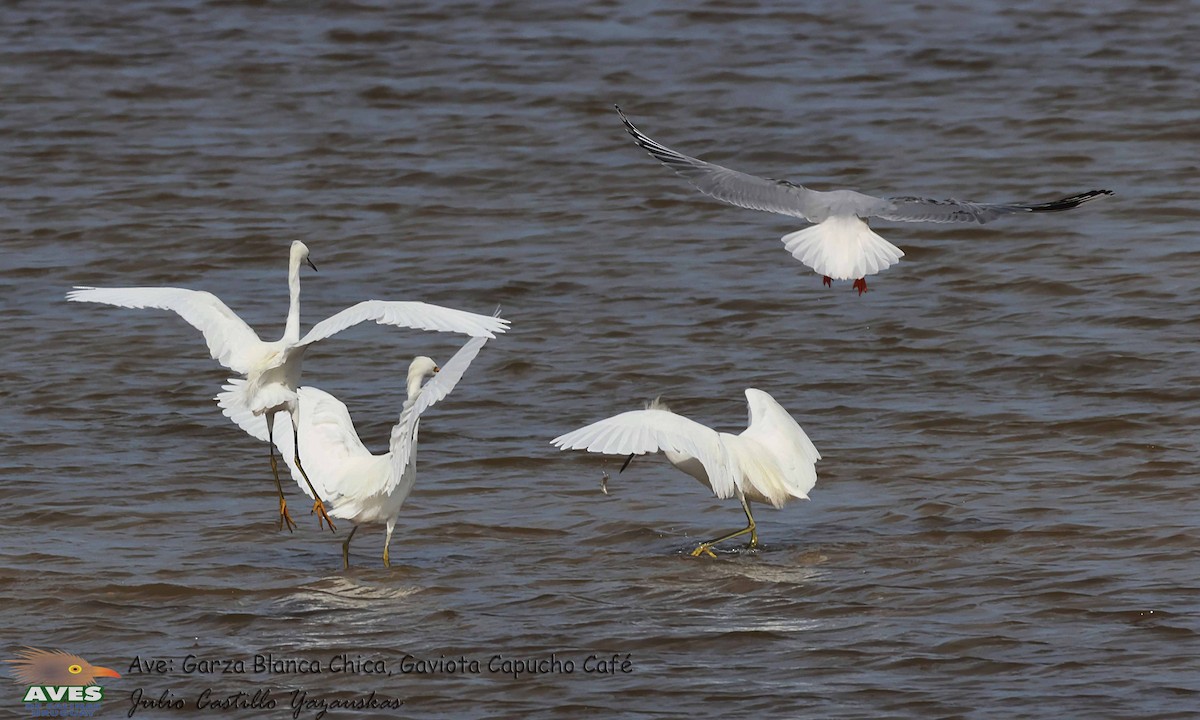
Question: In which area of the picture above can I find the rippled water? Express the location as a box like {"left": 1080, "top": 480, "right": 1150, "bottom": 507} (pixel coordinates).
{"left": 2, "top": 0, "right": 1198, "bottom": 717}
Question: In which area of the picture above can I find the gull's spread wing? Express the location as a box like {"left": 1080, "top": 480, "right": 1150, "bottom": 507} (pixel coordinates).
{"left": 617, "top": 106, "right": 842, "bottom": 222}
{"left": 877, "top": 189, "right": 1112, "bottom": 224}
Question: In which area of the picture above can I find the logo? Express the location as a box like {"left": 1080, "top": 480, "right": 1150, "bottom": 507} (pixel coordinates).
{"left": 6, "top": 647, "right": 121, "bottom": 717}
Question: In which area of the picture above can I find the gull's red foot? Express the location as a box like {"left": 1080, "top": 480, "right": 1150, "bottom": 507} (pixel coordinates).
{"left": 822, "top": 275, "right": 832, "bottom": 288}
{"left": 852, "top": 278, "right": 868, "bottom": 295}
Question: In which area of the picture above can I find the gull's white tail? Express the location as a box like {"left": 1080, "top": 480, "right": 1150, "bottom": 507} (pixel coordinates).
{"left": 781, "top": 216, "right": 904, "bottom": 280}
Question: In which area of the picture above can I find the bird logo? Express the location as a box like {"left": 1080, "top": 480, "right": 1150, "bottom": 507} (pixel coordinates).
{"left": 5, "top": 647, "right": 121, "bottom": 687}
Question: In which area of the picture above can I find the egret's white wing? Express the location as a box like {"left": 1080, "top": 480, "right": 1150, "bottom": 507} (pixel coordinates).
{"left": 215, "top": 378, "right": 269, "bottom": 441}
{"left": 216, "top": 380, "right": 371, "bottom": 500}
{"left": 67, "top": 286, "right": 265, "bottom": 374}
{"left": 297, "top": 300, "right": 510, "bottom": 347}
{"left": 876, "top": 189, "right": 1113, "bottom": 224}
{"left": 385, "top": 336, "right": 489, "bottom": 494}
{"left": 617, "top": 106, "right": 844, "bottom": 222}
{"left": 262, "top": 387, "right": 373, "bottom": 501}
{"left": 738, "top": 389, "right": 820, "bottom": 506}
{"left": 216, "top": 377, "right": 303, "bottom": 480}
{"left": 287, "top": 386, "right": 374, "bottom": 500}
{"left": 551, "top": 408, "right": 738, "bottom": 499}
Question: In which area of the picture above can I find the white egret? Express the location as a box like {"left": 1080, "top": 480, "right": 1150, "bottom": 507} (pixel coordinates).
{"left": 616, "top": 106, "right": 1113, "bottom": 294}
{"left": 551, "top": 389, "right": 821, "bottom": 557}
{"left": 218, "top": 335, "right": 490, "bottom": 568}
{"left": 66, "top": 242, "right": 509, "bottom": 533}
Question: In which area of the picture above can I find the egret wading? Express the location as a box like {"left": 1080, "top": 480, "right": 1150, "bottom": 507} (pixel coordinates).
{"left": 68, "top": 242, "right": 509, "bottom": 533}
{"left": 552, "top": 389, "right": 820, "bottom": 557}
{"left": 219, "top": 335, "right": 492, "bottom": 568}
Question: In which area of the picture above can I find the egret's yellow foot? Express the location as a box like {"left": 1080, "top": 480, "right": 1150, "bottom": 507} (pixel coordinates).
{"left": 340, "top": 526, "right": 357, "bottom": 571}
{"left": 690, "top": 544, "right": 718, "bottom": 559}
{"left": 311, "top": 499, "right": 337, "bottom": 533}
{"left": 382, "top": 547, "right": 390, "bottom": 568}
{"left": 277, "top": 497, "right": 298, "bottom": 533}
{"left": 268, "top": 454, "right": 296, "bottom": 533}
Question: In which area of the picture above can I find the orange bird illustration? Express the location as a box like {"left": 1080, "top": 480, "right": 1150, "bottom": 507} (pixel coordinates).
{"left": 5, "top": 648, "right": 121, "bottom": 686}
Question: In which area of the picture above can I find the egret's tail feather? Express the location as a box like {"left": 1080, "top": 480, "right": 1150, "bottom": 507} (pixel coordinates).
{"left": 215, "top": 378, "right": 270, "bottom": 442}
{"left": 781, "top": 216, "right": 904, "bottom": 280}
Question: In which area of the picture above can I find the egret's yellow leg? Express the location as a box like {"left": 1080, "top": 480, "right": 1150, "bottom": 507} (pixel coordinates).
{"left": 291, "top": 417, "right": 336, "bottom": 534}
{"left": 382, "top": 520, "right": 396, "bottom": 568}
{"left": 267, "top": 420, "right": 297, "bottom": 533}
{"left": 690, "top": 495, "right": 757, "bottom": 557}
{"left": 744, "top": 496, "right": 760, "bottom": 549}
{"left": 341, "top": 526, "right": 358, "bottom": 570}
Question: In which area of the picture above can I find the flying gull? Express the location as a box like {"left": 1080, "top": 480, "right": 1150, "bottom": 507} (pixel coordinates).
{"left": 616, "top": 106, "right": 1112, "bottom": 294}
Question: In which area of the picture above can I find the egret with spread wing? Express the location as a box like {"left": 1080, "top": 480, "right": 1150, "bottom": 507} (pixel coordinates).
{"left": 616, "top": 106, "right": 1112, "bottom": 294}
{"left": 552, "top": 389, "right": 820, "bottom": 557}
{"left": 67, "top": 242, "right": 509, "bottom": 534}
{"left": 218, "top": 335, "right": 490, "bottom": 568}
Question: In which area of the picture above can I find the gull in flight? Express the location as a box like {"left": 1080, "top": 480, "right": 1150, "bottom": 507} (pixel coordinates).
{"left": 551, "top": 389, "right": 820, "bottom": 557}
{"left": 616, "top": 106, "right": 1113, "bottom": 294}
{"left": 219, "top": 335, "right": 491, "bottom": 568}
{"left": 67, "top": 242, "right": 509, "bottom": 534}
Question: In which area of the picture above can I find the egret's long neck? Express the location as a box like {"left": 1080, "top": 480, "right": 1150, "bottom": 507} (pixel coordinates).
{"left": 283, "top": 252, "right": 302, "bottom": 342}
{"left": 385, "top": 371, "right": 428, "bottom": 480}
{"left": 405, "top": 372, "right": 425, "bottom": 404}
{"left": 390, "top": 368, "right": 428, "bottom": 453}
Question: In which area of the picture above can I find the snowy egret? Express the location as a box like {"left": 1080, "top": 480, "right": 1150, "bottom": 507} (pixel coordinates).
{"left": 616, "top": 106, "right": 1112, "bottom": 294}
{"left": 218, "top": 335, "right": 491, "bottom": 568}
{"left": 551, "top": 389, "right": 820, "bottom": 557}
{"left": 67, "top": 242, "right": 508, "bottom": 533}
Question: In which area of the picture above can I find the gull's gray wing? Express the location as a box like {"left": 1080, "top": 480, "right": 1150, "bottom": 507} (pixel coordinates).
{"left": 617, "top": 106, "right": 864, "bottom": 222}
{"left": 876, "top": 189, "right": 1113, "bottom": 224}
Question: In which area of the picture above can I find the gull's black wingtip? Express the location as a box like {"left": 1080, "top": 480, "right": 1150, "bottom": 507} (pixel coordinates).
{"left": 614, "top": 104, "right": 636, "bottom": 132}
{"left": 1025, "top": 189, "right": 1115, "bottom": 213}
{"left": 614, "top": 105, "right": 648, "bottom": 147}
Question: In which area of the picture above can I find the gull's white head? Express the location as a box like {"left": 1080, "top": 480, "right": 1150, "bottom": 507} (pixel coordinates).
{"left": 290, "top": 240, "right": 317, "bottom": 272}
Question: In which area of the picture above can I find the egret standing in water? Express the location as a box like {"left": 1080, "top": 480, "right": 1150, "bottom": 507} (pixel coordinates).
{"left": 67, "top": 242, "right": 509, "bottom": 533}
{"left": 552, "top": 388, "right": 820, "bottom": 557}
{"left": 616, "top": 106, "right": 1112, "bottom": 294}
{"left": 219, "top": 335, "right": 491, "bottom": 568}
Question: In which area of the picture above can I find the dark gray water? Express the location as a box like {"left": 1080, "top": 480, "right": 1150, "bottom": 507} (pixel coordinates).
{"left": 2, "top": 0, "right": 1198, "bottom": 717}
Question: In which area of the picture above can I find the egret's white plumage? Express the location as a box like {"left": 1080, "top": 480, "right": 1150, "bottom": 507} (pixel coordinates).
{"left": 218, "top": 335, "right": 490, "bottom": 568}
{"left": 67, "top": 242, "right": 509, "bottom": 533}
{"left": 551, "top": 389, "right": 820, "bottom": 556}
{"left": 616, "top": 106, "right": 1113, "bottom": 293}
